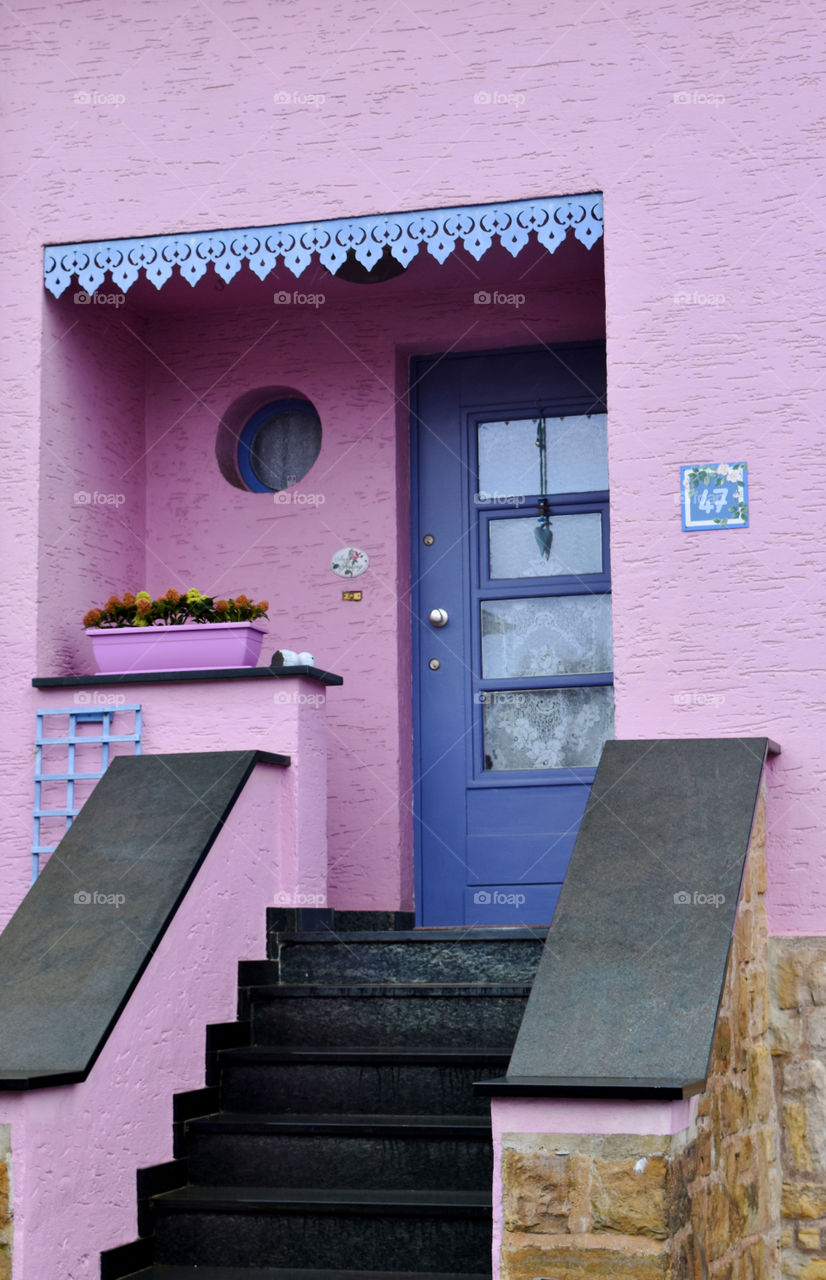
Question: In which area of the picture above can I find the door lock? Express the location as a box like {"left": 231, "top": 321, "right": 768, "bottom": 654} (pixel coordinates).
{"left": 428, "top": 608, "right": 449, "bottom": 627}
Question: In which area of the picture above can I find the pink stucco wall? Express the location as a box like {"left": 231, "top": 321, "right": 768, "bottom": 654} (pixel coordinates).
{"left": 0, "top": 760, "right": 282, "bottom": 1280}
{"left": 38, "top": 301, "right": 147, "bottom": 673}
{"left": 2, "top": 0, "right": 825, "bottom": 931}
{"left": 29, "top": 245, "right": 604, "bottom": 918}
{"left": 4, "top": 675, "right": 329, "bottom": 933}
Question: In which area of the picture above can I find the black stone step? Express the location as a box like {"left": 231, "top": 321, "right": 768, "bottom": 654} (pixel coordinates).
{"left": 267, "top": 908, "right": 417, "bottom": 946}
{"left": 123, "top": 1267, "right": 489, "bottom": 1280}
{"left": 273, "top": 929, "right": 547, "bottom": 985}
{"left": 185, "top": 1112, "right": 492, "bottom": 1189}
{"left": 217, "top": 1046, "right": 512, "bottom": 1115}
{"left": 248, "top": 984, "right": 531, "bottom": 1047}
{"left": 152, "top": 1186, "right": 491, "bottom": 1272}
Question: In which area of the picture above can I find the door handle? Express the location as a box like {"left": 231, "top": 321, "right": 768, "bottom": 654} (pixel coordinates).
{"left": 428, "top": 608, "right": 449, "bottom": 627}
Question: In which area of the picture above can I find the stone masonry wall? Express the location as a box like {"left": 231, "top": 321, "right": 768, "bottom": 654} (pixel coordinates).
{"left": 0, "top": 1125, "right": 10, "bottom": 1280}
{"left": 501, "top": 1130, "right": 672, "bottom": 1278}
{"left": 668, "top": 788, "right": 781, "bottom": 1278}
{"left": 769, "top": 937, "right": 826, "bottom": 1277}
{"left": 501, "top": 788, "right": 786, "bottom": 1279}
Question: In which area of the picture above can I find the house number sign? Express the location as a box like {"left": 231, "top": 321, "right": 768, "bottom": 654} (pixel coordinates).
{"left": 681, "top": 464, "right": 749, "bottom": 531}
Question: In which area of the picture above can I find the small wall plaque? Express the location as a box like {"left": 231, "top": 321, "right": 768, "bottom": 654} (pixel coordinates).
{"left": 331, "top": 547, "right": 369, "bottom": 577}
{"left": 681, "top": 463, "right": 749, "bottom": 531}
{"left": 342, "top": 591, "right": 363, "bottom": 601}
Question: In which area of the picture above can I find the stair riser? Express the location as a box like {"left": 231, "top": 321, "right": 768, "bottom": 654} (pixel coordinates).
{"left": 185, "top": 1131, "right": 493, "bottom": 1189}
{"left": 251, "top": 994, "right": 528, "bottom": 1047}
{"left": 220, "top": 1061, "right": 503, "bottom": 1115}
{"left": 154, "top": 1209, "right": 491, "bottom": 1271}
{"left": 278, "top": 940, "right": 544, "bottom": 985}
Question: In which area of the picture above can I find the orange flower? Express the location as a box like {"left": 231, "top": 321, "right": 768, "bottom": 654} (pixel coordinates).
{"left": 257, "top": 601, "right": 269, "bottom": 612}
{"left": 83, "top": 609, "right": 103, "bottom": 628}
{"left": 164, "top": 588, "right": 181, "bottom": 604}
{"left": 122, "top": 592, "right": 136, "bottom": 606}
{"left": 214, "top": 599, "right": 229, "bottom": 612}
{"left": 136, "top": 597, "right": 153, "bottom": 615}
{"left": 105, "top": 595, "right": 121, "bottom": 610}
{"left": 235, "top": 594, "right": 251, "bottom": 607}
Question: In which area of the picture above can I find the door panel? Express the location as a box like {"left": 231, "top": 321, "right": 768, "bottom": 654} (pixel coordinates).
{"left": 411, "top": 344, "right": 611, "bottom": 926}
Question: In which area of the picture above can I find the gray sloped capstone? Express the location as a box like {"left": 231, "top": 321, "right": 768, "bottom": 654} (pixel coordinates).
{"left": 497, "top": 737, "right": 775, "bottom": 1095}
{"left": 0, "top": 750, "right": 287, "bottom": 1087}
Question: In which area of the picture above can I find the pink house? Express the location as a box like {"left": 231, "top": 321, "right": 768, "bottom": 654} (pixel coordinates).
{"left": 0, "top": 1, "right": 824, "bottom": 1276}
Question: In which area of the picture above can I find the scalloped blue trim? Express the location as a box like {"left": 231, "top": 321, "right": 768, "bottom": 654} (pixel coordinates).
{"left": 43, "top": 195, "right": 603, "bottom": 298}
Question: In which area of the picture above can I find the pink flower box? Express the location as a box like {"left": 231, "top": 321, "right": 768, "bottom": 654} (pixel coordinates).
{"left": 86, "top": 621, "right": 268, "bottom": 674}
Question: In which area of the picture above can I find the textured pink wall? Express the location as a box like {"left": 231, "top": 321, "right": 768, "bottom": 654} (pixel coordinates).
{"left": 27, "top": 678, "right": 329, "bottom": 922}
{"left": 0, "top": 761, "right": 281, "bottom": 1280}
{"left": 38, "top": 300, "right": 147, "bottom": 674}
{"left": 1, "top": 0, "right": 824, "bottom": 929}
{"left": 134, "top": 255, "right": 602, "bottom": 911}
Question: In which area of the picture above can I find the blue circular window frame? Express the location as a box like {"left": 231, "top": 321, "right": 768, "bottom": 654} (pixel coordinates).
{"left": 237, "top": 397, "right": 322, "bottom": 493}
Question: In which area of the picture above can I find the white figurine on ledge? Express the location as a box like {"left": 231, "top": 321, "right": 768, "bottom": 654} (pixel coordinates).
{"left": 272, "top": 649, "right": 316, "bottom": 667}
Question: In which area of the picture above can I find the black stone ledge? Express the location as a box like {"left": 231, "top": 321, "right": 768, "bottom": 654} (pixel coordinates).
{"left": 502, "top": 737, "right": 780, "bottom": 1095}
{"left": 473, "top": 1075, "right": 700, "bottom": 1101}
{"left": 0, "top": 749, "right": 288, "bottom": 1091}
{"left": 32, "top": 662, "right": 342, "bottom": 688}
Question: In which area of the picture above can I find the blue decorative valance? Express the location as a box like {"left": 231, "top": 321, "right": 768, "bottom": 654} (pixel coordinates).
{"left": 43, "top": 194, "right": 603, "bottom": 298}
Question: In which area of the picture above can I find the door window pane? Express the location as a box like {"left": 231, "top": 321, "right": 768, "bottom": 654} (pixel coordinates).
{"left": 489, "top": 513, "right": 603, "bottom": 579}
{"left": 481, "top": 595, "right": 613, "bottom": 678}
{"left": 477, "top": 415, "right": 608, "bottom": 499}
{"left": 483, "top": 686, "right": 614, "bottom": 770}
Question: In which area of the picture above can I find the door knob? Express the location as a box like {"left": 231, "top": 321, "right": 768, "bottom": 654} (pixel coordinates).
{"left": 428, "top": 607, "right": 449, "bottom": 627}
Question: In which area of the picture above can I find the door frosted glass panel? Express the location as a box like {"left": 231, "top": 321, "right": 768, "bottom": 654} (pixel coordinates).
{"left": 489, "top": 513, "right": 603, "bottom": 579}
{"left": 481, "top": 595, "right": 613, "bottom": 678}
{"left": 478, "top": 414, "right": 608, "bottom": 500}
{"left": 483, "top": 686, "right": 615, "bottom": 770}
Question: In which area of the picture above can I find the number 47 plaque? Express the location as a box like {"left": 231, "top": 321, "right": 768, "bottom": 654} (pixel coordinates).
{"left": 681, "top": 463, "right": 749, "bottom": 531}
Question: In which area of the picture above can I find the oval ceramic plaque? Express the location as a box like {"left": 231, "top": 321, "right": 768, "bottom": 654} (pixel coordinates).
{"left": 331, "top": 547, "right": 369, "bottom": 578}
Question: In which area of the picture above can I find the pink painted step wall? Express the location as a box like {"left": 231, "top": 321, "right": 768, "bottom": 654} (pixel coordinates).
{"left": 0, "top": 760, "right": 283, "bottom": 1280}
{"left": 1, "top": 0, "right": 824, "bottom": 931}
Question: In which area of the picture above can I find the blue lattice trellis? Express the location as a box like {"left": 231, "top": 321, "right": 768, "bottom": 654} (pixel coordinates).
{"left": 32, "top": 705, "right": 142, "bottom": 881}
{"left": 43, "top": 194, "right": 604, "bottom": 298}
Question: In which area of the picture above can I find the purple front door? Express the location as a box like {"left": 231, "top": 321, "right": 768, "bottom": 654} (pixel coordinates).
{"left": 411, "top": 344, "right": 613, "bottom": 926}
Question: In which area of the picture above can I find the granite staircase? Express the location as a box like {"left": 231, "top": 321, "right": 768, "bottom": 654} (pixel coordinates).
{"left": 110, "top": 911, "right": 546, "bottom": 1280}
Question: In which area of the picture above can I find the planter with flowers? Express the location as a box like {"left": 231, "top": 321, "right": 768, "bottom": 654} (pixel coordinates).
{"left": 83, "top": 588, "right": 269, "bottom": 674}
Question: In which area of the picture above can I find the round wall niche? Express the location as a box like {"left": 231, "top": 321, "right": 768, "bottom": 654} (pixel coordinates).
{"left": 216, "top": 388, "right": 322, "bottom": 494}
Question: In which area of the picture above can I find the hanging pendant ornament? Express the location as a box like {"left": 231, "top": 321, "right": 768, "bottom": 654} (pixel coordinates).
{"left": 535, "top": 416, "right": 553, "bottom": 559}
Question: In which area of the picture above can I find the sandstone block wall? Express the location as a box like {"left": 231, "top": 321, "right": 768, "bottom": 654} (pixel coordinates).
{"left": 500, "top": 787, "right": 806, "bottom": 1280}
{"left": 501, "top": 1132, "right": 672, "bottom": 1279}
{"left": 770, "top": 937, "right": 826, "bottom": 1277}
{"left": 668, "top": 789, "right": 781, "bottom": 1278}
{"left": 0, "top": 1125, "right": 10, "bottom": 1280}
